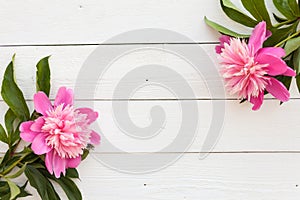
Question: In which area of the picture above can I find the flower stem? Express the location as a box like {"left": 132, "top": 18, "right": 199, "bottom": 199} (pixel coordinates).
{"left": 0, "top": 151, "right": 31, "bottom": 176}
{"left": 275, "top": 30, "right": 300, "bottom": 47}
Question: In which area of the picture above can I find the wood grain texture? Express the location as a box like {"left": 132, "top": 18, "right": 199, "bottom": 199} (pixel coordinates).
{"left": 0, "top": 0, "right": 255, "bottom": 45}
{"left": 0, "top": 99, "right": 300, "bottom": 153}
{"left": 19, "top": 153, "right": 300, "bottom": 200}
{"left": 0, "top": 45, "right": 298, "bottom": 100}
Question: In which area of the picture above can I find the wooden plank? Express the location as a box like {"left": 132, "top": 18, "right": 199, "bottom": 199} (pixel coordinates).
{"left": 0, "top": 99, "right": 300, "bottom": 153}
{"left": 18, "top": 153, "right": 300, "bottom": 199}
{"left": 0, "top": 45, "right": 298, "bottom": 100}
{"left": 0, "top": 0, "right": 253, "bottom": 45}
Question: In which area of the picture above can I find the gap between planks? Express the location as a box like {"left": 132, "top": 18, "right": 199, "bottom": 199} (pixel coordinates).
{"left": 0, "top": 42, "right": 219, "bottom": 48}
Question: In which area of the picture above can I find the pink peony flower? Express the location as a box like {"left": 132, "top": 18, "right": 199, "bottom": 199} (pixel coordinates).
{"left": 20, "top": 87, "right": 101, "bottom": 178}
{"left": 216, "top": 21, "right": 296, "bottom": 110}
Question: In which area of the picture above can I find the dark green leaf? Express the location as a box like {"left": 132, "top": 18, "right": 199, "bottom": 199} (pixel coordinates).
{"left": 9, "top": 128, "right": 20, "bottom": 147}
{"left": 0, "top": 181, "right": 10, "bottom": 194}
{"left": 1, "top": 155, "right": 21, "bottom": 176}
{"left": 273, "top": 13, "right": 287, "bottom": 23}
{"left": 293, "top": 48, "right": 300, "bottom": 74}
{"left": 204, "top": 17, "right": 249, "bottom": 38}
{"left": 278, "top": 75, "right": 293, "bottom": 91}
{"left": 0, "top": 181, "right": 10, "bottom": 200}
{"left": 288, "top": 0, "right": 300, "bottom": 15}
{"left": 0, "top": 150, "right": 11, "bottom": 170}
{"left": 265, "top": 23, "right": 298, "bottom": 46}
{"left": 296, "top": 74, "right": 300, "bottom": 93}
{"left": 41, "top": 169, "right": 82, "bottom": 200}
{"left": 1, "top": 55, "right": 30, "bottom": 121}
{"left": 81, "top": 149, "right": 89, "bottom": 160}
{"left": 0, "top": 124, "right": 8, "bottom": 144}
{"left": 220, "top": 0, "right": 258, "bottom": 27}
{"left": 24, "top": 165, "right": 60, "bottom": 200}
{"left": 284, "top": 36, "right": 300, "bottom": 56}
{"left": 241, "top": 0, "right": 272, "bottom": 27}
{"left": 53, "top": 177, "right": 82, "bottom": 200}
{"left": 66, "top": 168, "right": 79, "bottom": 179}
{"left": 36, "top": 56, "right": 51, "bottom": 96}
{"left": 273, "top": 0, "right": 300, "bottom": 19}
{"left": 4, "top": 109, "right": 16, "bottom": 136}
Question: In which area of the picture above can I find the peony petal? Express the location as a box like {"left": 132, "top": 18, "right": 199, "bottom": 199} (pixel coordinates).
{"left": 76, "top": 108, "right": 98, "bottom": 124}
{"left": 248, "top": 21, "right": 269, "bottom": 54}
{"left": 54, "top": 87, "right": 74, "bottom": 108}
{"left": 45, "top": 150, "right": 54, "bottom": 174}
{"left": 256, "top": 47, "right": 286, "bottom": 58}
{"left": 30, "top": 117, "right": 45, "bottom": 132}
{"left": 20, "top": 131, "right": 38, "bottom": 143}
{"left": 266, "top": 77, "right": 290, "bottom": 102}
{"left": 31, "top": 133, "right": 52, "bottom": 155}
{"left": 20, "top": 121, "right": 38, "bottom": 142}
{"left": 256, "top": 54, "right": 289, "bottom": 76}
{"left": 249, "top": 92, "right": 264, "bottom": 111}
{"left": 53, "top": 153, "right": 66, "bottom": 178}
{"left": 20, "top": 121, "right": 34, "bottom": 132}
{"left": 216, "top": 35, "right": 231, "bottom": 54}
{"left": 90, "top": 130, "right": 101, "bottom": 145}
{"left": 34, "top": 92, "right": 52, "bottom": 116}
{"left": 283, "top": 67, "right": 296, "bottom": 77}
{"left": 66, "top": 156, "right": 81, "bottom": 168}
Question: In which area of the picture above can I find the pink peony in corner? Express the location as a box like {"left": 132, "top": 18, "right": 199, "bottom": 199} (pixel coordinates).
{"left": 216, "top": 21, "right": 296, "bottom": 110}
{"left": 20, "top": 87, "right": 101, "bottom": 178}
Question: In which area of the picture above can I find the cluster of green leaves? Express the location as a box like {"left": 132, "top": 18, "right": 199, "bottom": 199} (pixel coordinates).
{"left": 205, "top": 0, "right": 300, "bottom": 93}
{"left": 0, "top": 55, "right": 82, "bottom": 200}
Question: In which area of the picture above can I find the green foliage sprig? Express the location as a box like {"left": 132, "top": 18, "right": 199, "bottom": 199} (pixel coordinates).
{"left": 206, "top": 0, "right": 300, "bottom": 92}
{"left": 0, "top": 55, "right": 82, "bottom": 200}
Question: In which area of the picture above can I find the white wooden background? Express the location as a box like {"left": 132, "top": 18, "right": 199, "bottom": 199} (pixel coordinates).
{"left": 1, "top": 0, "right": 300, "bottom": 199}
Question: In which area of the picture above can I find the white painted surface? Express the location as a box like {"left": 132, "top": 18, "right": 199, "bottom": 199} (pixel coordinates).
{"left": 0, "top": 0, "right": 299, "bottom": 199}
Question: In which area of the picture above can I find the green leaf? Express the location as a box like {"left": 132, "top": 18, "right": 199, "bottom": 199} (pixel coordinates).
{"left": 220, "top": 0, "right": 258, "bottom": 27}
{"left": 273, "top": 13, "right": 287, "bottom": 23}
{"left": 5, "top": 109, "right": 16, "bottom": 136}
{"left": 36, "top": 56, "right": 51, "bottom": 96}
{"left": 273, "top": 0, "right": 300, "bottom": 19}
{"left": 81, "top": 149, "right": 89, "bottom": 160}
{"left": 0, "top": 124, "right": 8, "bottom": 144}
{"left": 1, "top": 155, "right": 22, "bottom": 176}
{"left": 222, "top": 0, "right": 240, "bottom": 10}
{"left": 279, "top": 75, "right": 293, "bottom": 91}
{"left": 41, "top": 169, "right": 82, "bottom": 200}
{"left": 1, "top": 55, "right": 30, "bottom": 121}
{"left": 265, "top": 23, "right": 298, "bottom": 46}
{"left": 0, "top": 181, "right": 10, "bottom": 200}
{"left": 288, "top": 0, "right": 300, "bottom": 15}
{"left": 241, "top": 0, "right": 272, "bottom": 27}
{"left": 6, "top": 163, "right": 27, "bottom": 179}
{"left": 204, "top": 17, "right": 249, "bottom": 38}
{"left": 66, "top": 168, "right": 79, "bottom": 179}
{"left": 0, "top": 150, "right": 11, "bottom": 170}
{"left": 293, "top": 48, "right": 300, "bottom": 74}
{"left": 296, "top": 74, "right": 300, "bottom": 93}
{"left": 9, "top": 127, "right": 20, "bottom": 147}
{"left": 53, "top": 177, "right": 82, "bottom": 200}
{"left": 4, "top": 109, "right": 19, "bottom": 147}
{"left": 284, "top": 36, "right": 300, "bottom": 56}
{"left": 5, "top": 179, "right": 20, "bottom": 200}
{"left": 24, "top": 165, "right": 60, "bottom": 200}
